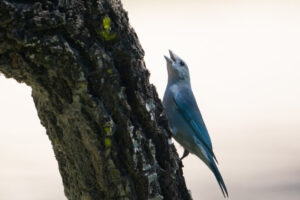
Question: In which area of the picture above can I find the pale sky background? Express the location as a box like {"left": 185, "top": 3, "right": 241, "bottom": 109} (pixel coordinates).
{"left": 1, "top": 0, "right": 300, "bottom": 199}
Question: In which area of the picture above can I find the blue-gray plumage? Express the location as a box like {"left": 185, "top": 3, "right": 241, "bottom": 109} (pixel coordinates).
{"left": 163, "top": 50, "right": 228, "bottom": 197}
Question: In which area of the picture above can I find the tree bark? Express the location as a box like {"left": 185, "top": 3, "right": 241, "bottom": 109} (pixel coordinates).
{"left": 0, "top": 1, "right": 192, "bottom": 199}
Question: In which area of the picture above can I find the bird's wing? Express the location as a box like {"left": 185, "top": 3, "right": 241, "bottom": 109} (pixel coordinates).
{"left": 172, "top": 88, "right": 218, "bottom": 162}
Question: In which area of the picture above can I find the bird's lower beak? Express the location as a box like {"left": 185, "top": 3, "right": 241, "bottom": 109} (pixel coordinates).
{"left": 164, "top": 55, "right": 173, "bottom": 64}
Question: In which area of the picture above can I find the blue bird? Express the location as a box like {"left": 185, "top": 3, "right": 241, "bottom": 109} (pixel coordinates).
{"left": 163, "top": 50, "right": 228, "bottom": 197}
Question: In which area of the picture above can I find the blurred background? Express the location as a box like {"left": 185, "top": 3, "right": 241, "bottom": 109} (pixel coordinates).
{"left": 1, "top": 0, "right": 300, "bottom": 199}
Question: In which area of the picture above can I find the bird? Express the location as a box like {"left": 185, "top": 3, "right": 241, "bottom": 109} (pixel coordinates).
{"left": 163, "top": 50, "right": 228, "bottom": 197}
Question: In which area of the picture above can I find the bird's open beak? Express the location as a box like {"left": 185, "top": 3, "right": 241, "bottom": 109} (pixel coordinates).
{"left": 164, "top": 50, "right": 176, "bottom": 64}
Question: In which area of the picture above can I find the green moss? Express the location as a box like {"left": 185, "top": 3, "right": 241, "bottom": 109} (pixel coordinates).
{"left": 100, "top": 30, "right": 116, "bottom": 41}
{"left": 100, "top": 16, "right": 117, "bottom": 41}
{"left": 104, "top": 127, "right": 111, "bottom": 134}
{"left": 105, "top": 138, "right": 112, "bottom": 147}
{"left": 103, "top": 17, "right": 111, "bottom": 30}
{"left": 107, "top": 68, "right": 113, "bottom": 74}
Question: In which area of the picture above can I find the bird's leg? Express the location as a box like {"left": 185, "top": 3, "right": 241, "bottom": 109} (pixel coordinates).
{"left": 180, "top": 149, "right": 190, "bottom": 161}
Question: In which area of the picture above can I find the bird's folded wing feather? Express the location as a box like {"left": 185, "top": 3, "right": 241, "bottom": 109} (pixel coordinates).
{"left": 172, "top": 88, "right": 218, "bottom": 161}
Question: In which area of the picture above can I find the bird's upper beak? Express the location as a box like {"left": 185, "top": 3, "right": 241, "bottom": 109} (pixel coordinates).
{"left": 169, "top": 50, "right": 176, "bottom": 61}
{"left": 164, "top": 50, "right": 176, "bottom": 64}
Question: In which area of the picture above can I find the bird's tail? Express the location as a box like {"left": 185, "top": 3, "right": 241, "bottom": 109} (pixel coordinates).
{"left": 208, "top": 160, "right": 228, "bottom": 198}
{"left": 193, "top": 140, "right": 228, "bottom": 197}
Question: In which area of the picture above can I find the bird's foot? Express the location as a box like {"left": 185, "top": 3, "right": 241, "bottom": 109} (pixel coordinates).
{"left": 180, "top": 149, "right": 190, "bottom": 161}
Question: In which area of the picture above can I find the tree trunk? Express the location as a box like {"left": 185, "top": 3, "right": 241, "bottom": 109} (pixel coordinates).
{"left": 0, "top": 0, "right": 192, "bottom": 199}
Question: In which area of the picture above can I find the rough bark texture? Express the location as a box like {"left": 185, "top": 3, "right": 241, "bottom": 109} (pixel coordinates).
{"left": 0, "top": 1, "right": 192, "bottom": 200}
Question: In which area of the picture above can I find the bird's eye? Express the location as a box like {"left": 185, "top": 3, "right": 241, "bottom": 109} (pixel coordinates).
{"left": 179, "top": 61, "right": 185, "bottom": 66}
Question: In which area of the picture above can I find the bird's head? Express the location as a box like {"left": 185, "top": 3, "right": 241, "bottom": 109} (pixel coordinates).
{"left": 164, "top": 50, "right": 190, "bottom": 84}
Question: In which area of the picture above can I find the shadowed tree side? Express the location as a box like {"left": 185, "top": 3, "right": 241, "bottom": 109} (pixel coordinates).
{"left": 0, "top": 0, "right": 192, "bottom": 199}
